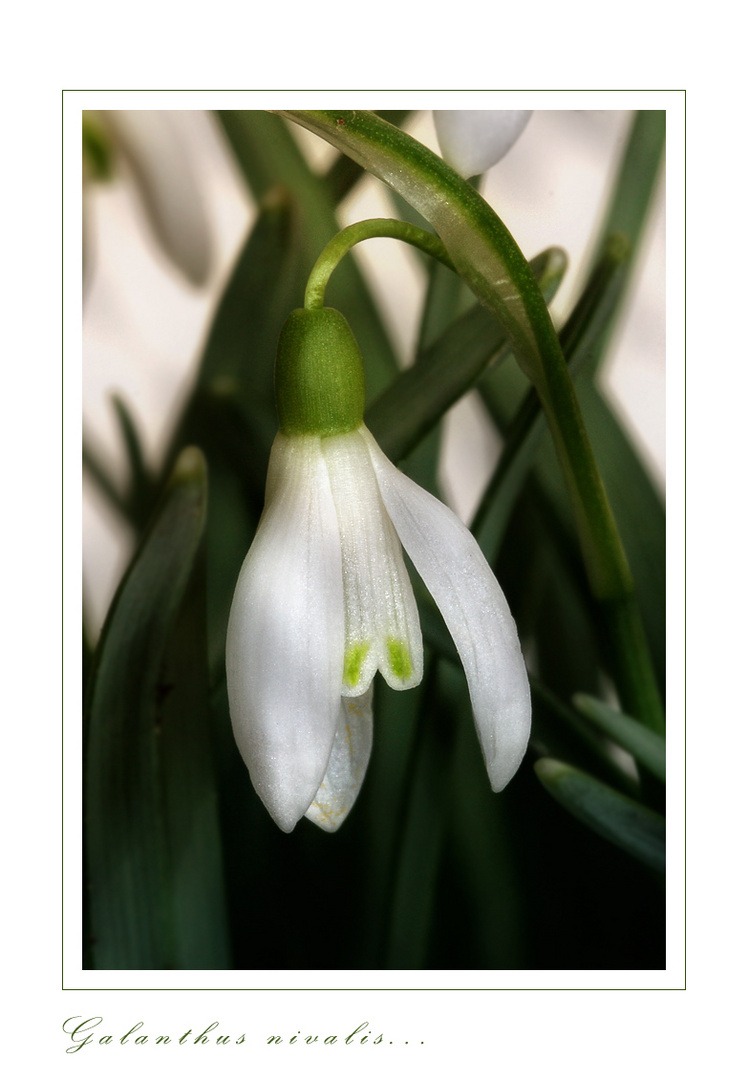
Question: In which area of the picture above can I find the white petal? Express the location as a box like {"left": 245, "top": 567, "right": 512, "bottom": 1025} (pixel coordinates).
{"left": 103, "top": 110, "right": 212, "bottom": 285}
{"left": 322, "top": 429, "right": 423, "bottom": 695}
{"left": 434, "top": 110, "right": 532, "bottom": 178}
{"left": 364, "top": 430, "right": 531, "bottom": 791}
{"left": 304, "top": 687, "right": 374, "bottom": 832}
{"left": 226, "top": 434, "right": 344, "bottom": 832}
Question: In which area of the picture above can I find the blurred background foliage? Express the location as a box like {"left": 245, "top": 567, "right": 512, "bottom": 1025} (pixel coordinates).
{"left": 82, "top": 109, "right": 666, "bottom": 970}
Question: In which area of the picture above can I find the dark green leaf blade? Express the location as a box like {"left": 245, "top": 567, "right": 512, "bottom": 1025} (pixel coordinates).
{"left": 368, "top": 246, "right": 567, "bottom": 463}
{"left": 158, "top": 543, "right": 230, "bottom": 969}
{"left": 216, "top": 110, "right": 400, "bottom": 400}
{"left": 573, "top": 693, "right": 666, "bottom": 783}
{"left": 159, "top": 191, "right": 301, "bottom": 483}
{"left": 474, "top": 234, "right": 628, "bottom": 555}
{"left": 84, "top": 447, "right": 227, "bottom": 968}
{"left": 590, "top": 110, "right": 665, "bottom": 314}
{"left": 534, "top": 758, "right": 665, "bottom": 873}
{"left": 578, "top": 379, "right": 666, "bottom": 694}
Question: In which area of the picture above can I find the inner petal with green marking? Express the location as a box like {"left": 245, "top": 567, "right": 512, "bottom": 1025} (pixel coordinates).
{"left": 322, "top": 427, "right": 423, "bottom": 696}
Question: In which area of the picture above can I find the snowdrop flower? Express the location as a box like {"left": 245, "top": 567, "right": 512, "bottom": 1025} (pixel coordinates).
{"left": 82, "top": 110, "right": 212, "bottom": 286}
{"left": 226, "top": 307, "right": 531, "bottom": 832}
{"left": 434, "top": 110, "right": 532, "bottom": 179}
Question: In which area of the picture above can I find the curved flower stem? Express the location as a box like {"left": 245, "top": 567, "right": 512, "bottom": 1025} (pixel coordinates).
{"left": 304, "top": 217, "right": 455, "bottom": 310}
{"left": 280, "top": 110, "right": 663, "bottom": 735}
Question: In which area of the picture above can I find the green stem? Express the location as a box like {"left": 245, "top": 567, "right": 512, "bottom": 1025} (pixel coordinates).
{"left": 304, "top": 217, "right": 455, "bottom": 309}
{"left": 472, "top": 233, "right": 631, "bottom": 559}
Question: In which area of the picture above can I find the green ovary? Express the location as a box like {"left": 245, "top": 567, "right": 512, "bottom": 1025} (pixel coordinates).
{"left": 344, "top": 641, "right": 371, "bottom": 687}
{"left": 387, "top": 638, "right": 412, "bottom": 681}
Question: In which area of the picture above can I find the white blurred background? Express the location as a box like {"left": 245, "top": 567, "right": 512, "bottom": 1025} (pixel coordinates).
{"left": 82, "top": 109, "right": 665, "bottom": 635}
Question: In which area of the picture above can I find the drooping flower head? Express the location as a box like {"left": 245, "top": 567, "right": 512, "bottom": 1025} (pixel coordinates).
{"left": 226, "top": 306, "right": 531, "bottom": 832}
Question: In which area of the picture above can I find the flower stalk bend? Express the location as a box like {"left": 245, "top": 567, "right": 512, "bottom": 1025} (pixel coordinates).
{"left": 276, "top": 110, "right": 664, "bottom": 735}
{"left": 304, "top": 218, "right": 455, "bottom": 310}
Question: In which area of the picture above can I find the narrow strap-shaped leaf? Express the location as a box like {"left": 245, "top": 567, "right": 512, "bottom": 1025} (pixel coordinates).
{"left": 112, "top": 394, "right": 156, "bottom": 529}
{"left": 82, "top": 437, "right": 127, "bottom": 520}
{"left": 112, "top": 394, "right": 149, "bottom": 494}
{"left": 163, "top": 191, "right": 302, "bottom": 483}
{"left": 534, "top": 758, "right": 665, "bottom": 874}
{"left": 576, "top": 377, "right": 666, "bottom": 693}
{"left": 473, "top": 234, "right": 630, "bottom": 556}
{"left": 389, "top": 240, "right": 467, "bottom": 497}
{"left": 445, "top": 698, "right": 526, "bottom": 968}
{"left": 475, "top": 233, "right": 664, "bottom": 725}
{"left": 530, "top": 678, "right": 641, "bottom": 795}
{"left": 216, "top": 110, "right": 399, "bottom": 399}
{"left": 382, "top": 661, "right": 454, "bottom": 968}
{"left": 579, "top": 110, "right": 666, "bottom": 378}
{"left": 157, "top": 541, "right": 231, "bottom": 968}
{"left": 591, "top": 111, "right": 665, "bottom": 293}
{"left": 573, "top": 693, "right": 666, "bottom": 783}
{"left": 367, "top": 246, "right": 567, "bottom": 463}
{"left": 84, "top": 448, "right": 227, "bottom": 968}
{"left": 83, "top": 396, "right": 157, "bottom": 530}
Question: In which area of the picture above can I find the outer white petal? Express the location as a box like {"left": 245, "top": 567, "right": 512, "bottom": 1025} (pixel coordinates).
{"left": 363, "top": 430, "right": 531, "bottom": 791}
{"left": 226, "top": 435, "right": 344, "bottom": 832}
{"left": 304, "top": 687, "right": 373, "bottom": 832}
{"left": 434, "top": 110, "right": 532, "bottom": 178}
{"left": 103, "top": 110, "right": 212, "bottom": 285}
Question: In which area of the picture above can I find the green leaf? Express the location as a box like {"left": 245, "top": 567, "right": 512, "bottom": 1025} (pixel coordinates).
{"left": 83, "top": 395, "right": 154, "bottom": 529}
{"left": 382, "top": 661, "right": 455, "bottom": 968}
{"left": 387, "top": 244, "right": 466, "bottom": 498}
{"left": 112, "top": 395, "right": 157, "bottom": 529}
{"left": 468, "top": 234, "right": 631, "bottom": 704}
{"left": 278, "top": 110, "right": 560, "bottom": 385}
{"left": 473, "top": 235, "right": 628, "bottom": 555}
{"left": 84, "top": 448, "right": 229, "bottom": 968}
{"left": 157, "top": 539, "right": 230, "bottom": 968}
{"left": 475, "top": 232, "right": 665, "bottom": 727}
{"left": 445, "top": 689, "right": 526, "bottom": 968}
{"left": 573, "top": 693, "right": 666, "bottom": 783}
{"left": 368, "top": 246, "right": 567, "bottom": 464}
{"left": 216, "top": 110, "right": 399, "bottom": 400}
{"left": 82, "top": 437, "right": 126, "bottom": 520}
{"left": 591, "top": 111, "right": 665, "bottom": 298}
{"left": 529, "top": 678, "right": 640, "bottom": 795}
{"left": 165, "top": 190, "right": 302, "bottom": 484}
{"left": 577, "top": 379, "right": 666, "bottom": 694}
{"left": 534, "top": 758, "right": 665, "bottom": 874}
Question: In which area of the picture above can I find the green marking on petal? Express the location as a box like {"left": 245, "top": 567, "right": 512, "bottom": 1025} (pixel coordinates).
{"left": 387, "top": 638, "right": 412, "bottom": 682}
{"left": 344, "top": 641, "right": 370, "bottom": 687}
